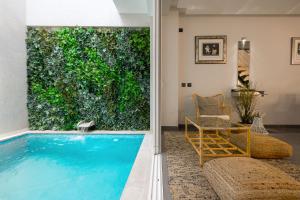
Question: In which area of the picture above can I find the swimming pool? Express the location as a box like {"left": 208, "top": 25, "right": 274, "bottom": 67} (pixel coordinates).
{"left": 0, "top": 134, "right": 144, "bottom": 200}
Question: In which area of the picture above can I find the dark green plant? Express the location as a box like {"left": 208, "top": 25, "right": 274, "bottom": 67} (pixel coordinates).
{"left": 27, "top": 27, "right": 150, "bottom": 130}
{"left": 234, "top": 85, "right": 259, "bottom": 124}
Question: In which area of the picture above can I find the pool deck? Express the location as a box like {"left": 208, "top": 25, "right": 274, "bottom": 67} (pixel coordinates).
{"left": 121, "top": 133, "right": 153, "bottom": 200}
{"left": 0, "top": 129, "right": 153, "bottom": 200}
{"left": 0, "top": 128, "right": 29, "bottom": 142}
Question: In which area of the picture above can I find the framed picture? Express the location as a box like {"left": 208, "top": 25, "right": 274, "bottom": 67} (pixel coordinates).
{"left": 195, "top": 35, "right": 227, "bottom": 64}
{"left": 291, "top": 37, "right": 300, "bottom": 65}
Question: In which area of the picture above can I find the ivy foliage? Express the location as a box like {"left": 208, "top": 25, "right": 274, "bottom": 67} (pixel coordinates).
{"left": 27, "top": 27, "right": 150, "bottom": 130}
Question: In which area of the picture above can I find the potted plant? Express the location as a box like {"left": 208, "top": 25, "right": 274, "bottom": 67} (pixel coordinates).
{"left": 234, "top": 85, "right": 259, "bottom": 125}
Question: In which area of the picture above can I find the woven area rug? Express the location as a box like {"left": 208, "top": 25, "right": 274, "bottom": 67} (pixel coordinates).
{"left": 163, "top": 131, "right": 300, "bottom": 200}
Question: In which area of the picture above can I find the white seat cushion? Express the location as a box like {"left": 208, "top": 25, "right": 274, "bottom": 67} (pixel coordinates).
{"left": 200, "top": 115, "right": 230, "bottom": 120}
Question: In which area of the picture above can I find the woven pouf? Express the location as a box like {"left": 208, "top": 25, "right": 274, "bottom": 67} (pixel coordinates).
{"left": 203, "top": 157, "right": 300, "bottom": 200}
{"left": 230, "top": 132, "right": 293, "bottom": 158}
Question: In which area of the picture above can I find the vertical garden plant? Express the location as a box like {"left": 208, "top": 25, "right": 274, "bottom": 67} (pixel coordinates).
{"left": 27, "top": 27, "right": 150, "bottom": 130}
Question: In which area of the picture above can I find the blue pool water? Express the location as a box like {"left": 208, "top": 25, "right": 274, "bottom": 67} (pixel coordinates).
{"left": 0, "top": 134, "right": 144, "bottom": 200}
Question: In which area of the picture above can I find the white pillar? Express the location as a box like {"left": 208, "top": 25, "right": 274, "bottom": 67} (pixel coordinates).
{"left": 149, "top": 1, "right": 163, "bottom": 199}
{"left": 152, "top": 0, "right": 161, "bottom": 155}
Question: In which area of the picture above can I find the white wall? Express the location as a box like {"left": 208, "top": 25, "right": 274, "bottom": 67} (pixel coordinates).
{"left": 26, "top": 0, "right": 151, "bottom": 26}
{"left": 177, "top": 16, "right": 300, "bottom": 125}
{"left": 161, "top": 11, "right": 179, "bottom": 126}
{"left": 0, "top": 0, "right": 28, "bottom": 133}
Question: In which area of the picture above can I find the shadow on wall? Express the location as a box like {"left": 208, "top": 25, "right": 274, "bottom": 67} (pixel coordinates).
{"left": 181, "top": 95, "right": 195, "bottom": 122}
{"left": 262, "top": 94, "right": 300, "bottom": 125}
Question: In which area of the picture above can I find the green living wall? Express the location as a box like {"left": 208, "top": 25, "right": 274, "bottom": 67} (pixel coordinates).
{"left": 26, "top": 27, "right": 150, "bottom": 130}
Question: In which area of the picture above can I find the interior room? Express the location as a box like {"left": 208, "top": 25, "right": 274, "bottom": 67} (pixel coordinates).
{"left": 161, "top": 0, "right": 300, "bottom": 199}
{"left": 0, "top": 0, "right": 161, "bottom": 199}
{"left": 0, "top": 0, "right": 300, "bottom": 199}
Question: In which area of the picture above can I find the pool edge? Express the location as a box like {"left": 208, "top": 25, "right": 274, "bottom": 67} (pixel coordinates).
{"left": 121, "top": 133, "right": 153, "bottom": 200}
{"left": 0, "top": 128, "right": 29, "bottom": 142}
{"left": 0, "top": 129, "right": 150, "bottom": 142}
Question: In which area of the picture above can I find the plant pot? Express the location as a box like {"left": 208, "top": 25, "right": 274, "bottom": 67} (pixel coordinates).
{"left": 239, "top": 123, "right": 252, "bottom": 127}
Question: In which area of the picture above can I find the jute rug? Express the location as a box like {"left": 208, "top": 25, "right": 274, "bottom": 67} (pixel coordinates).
{"left": 163, "top": 131, "right": 300, "bottom": 200}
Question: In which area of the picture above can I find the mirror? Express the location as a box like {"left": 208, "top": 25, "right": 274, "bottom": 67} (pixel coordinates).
{"left": 237, "top": 38, "right": 250, "bottom": 88}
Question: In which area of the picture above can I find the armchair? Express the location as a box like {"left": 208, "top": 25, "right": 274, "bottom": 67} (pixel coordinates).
{"left": 192, "top": 93, "right": 231, "bottom": 120}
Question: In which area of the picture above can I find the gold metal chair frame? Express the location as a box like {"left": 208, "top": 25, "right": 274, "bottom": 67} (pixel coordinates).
{"left": 185, "top": 116, "right": 251, "bottom": 167}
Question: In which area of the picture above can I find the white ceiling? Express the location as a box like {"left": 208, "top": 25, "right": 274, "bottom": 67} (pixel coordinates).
{"left": 164, "top": 0, "right": 300, "bottom": 15}
{"left": 113, "top": 0, "right": 152, "bottom": 15}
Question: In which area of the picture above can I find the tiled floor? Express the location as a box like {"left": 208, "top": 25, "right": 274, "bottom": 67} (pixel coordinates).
{"left": 268, "top": 127, "right": 300, "bottom": 164}
{"left": 162, "top": 128, "right": 300, "bottom": 200}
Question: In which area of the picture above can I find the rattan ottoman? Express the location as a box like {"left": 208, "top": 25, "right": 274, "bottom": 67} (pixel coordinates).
{"left": 203, "top": 157, "right": 300, "bottom": 200}
{"left": 230, "top": 132, "right": 293, "bottom": 158}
